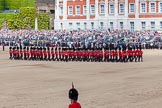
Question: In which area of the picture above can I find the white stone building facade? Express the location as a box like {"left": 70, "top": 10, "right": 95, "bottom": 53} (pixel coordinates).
{"left": 54, "top": 0, "right": 162, "bottom": 31}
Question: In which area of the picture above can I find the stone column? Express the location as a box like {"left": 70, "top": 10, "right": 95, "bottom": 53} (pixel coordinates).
{"left": 95, "top": 0, "right": 99, "bottom": 29}
{"left": 63, "top": 0, "right": 67, "bottom": 20}
{"left": 86, "top": 0, "right": 90, "bottom": 20}
{"left": 135, "top": 0, "right": 139, "bottom": 18}
{"left": 55, "top": 0, "right": 60, "bottom": 20}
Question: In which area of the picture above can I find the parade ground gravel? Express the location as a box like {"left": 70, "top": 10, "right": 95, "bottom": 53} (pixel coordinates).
{"left": 0, "top": 47, "right": 162, "bottom": 108}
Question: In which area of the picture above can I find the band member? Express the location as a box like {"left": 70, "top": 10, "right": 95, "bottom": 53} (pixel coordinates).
{"left": 68, "top": 83, "right": 81, "bottom": 108}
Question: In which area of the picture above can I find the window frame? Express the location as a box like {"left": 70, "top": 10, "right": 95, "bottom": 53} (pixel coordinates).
{"left": 99, "top": 4, "right": 105, "bottom": 14}
{"left": 149, "top": 2, "right": 156, "bottom": 13}
{"left": 119, "top": 3, "right": 125, "bottom": 14}
{"left": 83, "top": 5, "right": 87, "bottom": 15}
{"left": 129, "top": 3, "right": 135, "bottom": 13}
{"left": 75, "top": 5, "right": 81, "bottom": 15}
{"left": 90, "top": 5, "right": 95, "bottom": 15}
{"left": 140, "top": 2, "right": 146, "bottom": 13}
{"left": 59, "top": 5, "right": 63, "bottom": 16}
{"left": 68, "top": 6, "right": 73, "bottom": 16}
{"left": 109, "top": 3, "right": 115, "bottom": 14}
{"left": 159, "top": 2, "right": 162, "bottom": 13}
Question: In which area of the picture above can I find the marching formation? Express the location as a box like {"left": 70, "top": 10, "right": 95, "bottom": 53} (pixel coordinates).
{"left": 9, "top": 46, "right": 143, "bottom": 63}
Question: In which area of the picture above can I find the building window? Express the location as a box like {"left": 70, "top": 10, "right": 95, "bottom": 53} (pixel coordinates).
{"left": 129, "top": 4, "right": 135, "bottom": 13}
{"left": 141, "top": 3, "right": 146, "bottom": 13}
{"left": 59, "top": 5, "right": 63, "bottom": 16}
{"left": 69, "top": 23, "right": 73, "bottom": 30}
{"left": 119, "top": 3, "right": 125, "bottom": 14}
{"left": 130, "top": 22, "right": 134, "bottom": 32}
{"left": 90, "top": 5, "right": 95, "bottom": 15}
{"left": 110, "top": 22, "right": 113, "bottom": 30}
{"left": 100, "top": 22, "right": 104, "bottom": 29}
{"left": 141, "top": 22, "right": 146, "bottom": 30}
{"left": 160, "top": 22, "right": 162, "bottom": 28}
{"left": 50, "top": 10, "right": 55, "bottom": 14}
{"left": 150, "top": 2, "right": 155, "bottom": 13}
{"left": 91, "top": 22, "right": 94, "bottom": 29}
{"left": 68, "top": 6, "right": 73, "bottom": 15}
{"left": 151, "top": 22, "right": 155, "bottom": 29}
{"left": 76, "top": 6, "right": 80, "bottom": 15}
{"left": 83, "top": 5, "right": 87, "bottom": 15}
{"left": 159, "top": 3, "right": 162, "bottom": 13}
{"left": 84, "top": 22, "right": 87, "bottom": 29}
{"left": 120, "top": 22, "right": 124, "bottom": 30}
{"left": 100, "top": 4, "right": 105, "bottom": 14}
{"left": 109, "top": 4, "right": 115, "bottom": 14}
{"left": 76, "top": 22, "right": 80, "bottom": 30}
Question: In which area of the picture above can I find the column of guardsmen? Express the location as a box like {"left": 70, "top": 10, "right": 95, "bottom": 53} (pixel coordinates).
{"left": 9, "top": 46, "right": 143, "bottom": 62}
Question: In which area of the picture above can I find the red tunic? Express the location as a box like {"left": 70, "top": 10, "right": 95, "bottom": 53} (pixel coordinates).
{"left": 127, "top": 50, "right": 131, "bottom": 56}
{"left": 119, "top": 51, "right": 122, "bottom": 57}
{"left": 26, "top": 50, "right": 30, "bottom": 57}
{"left": 122, "top": 50, "right": 127, "bottom": 57}
{"left": 47, "top": 50, "right": 50, "bottom": 57}
{"left": 68, "top": 102, "right": 81, "bottom": 108}
{"left": 51, "top": 51, "right": 55, "bottom": 56}
{"left": 30, "top": 50, "right": 33, "bottom": 57}
{"left": 9, "top": 50, "right": 12, "bottom": 55}
{"left": 43, "top": 50, "right": 47, "bottom": 56}
{"left": 138, "top": 50, "right": 143, "bottom": 57}
{"left": 20, "top": 51, "right": 23, "bottom": 57}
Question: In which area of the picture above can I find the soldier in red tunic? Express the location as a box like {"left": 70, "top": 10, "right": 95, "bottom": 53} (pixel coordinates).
{"left": 47, "top": 47, "right": 51, "bottom": 61}
{"left": 30, "top": 47, "right": 33, "bottom": 60}
{"left": 9, "top": 47, "right": 13, "bottom": 59}
{"left": 40, "top": 47, "right": 43, "bottom": 61}
{"left": 51, "top": 47, "right": 55, "bottom": 61}
{"left": 19, "top": 47, "right": 23, "bottom": 60}
{"left": 68, "top": 83, "right": 81, "bottom": 108}
{"left": 138, "top": 47, "right": 143, "bottom": 62}
{"left": 43, "top": 48, "right": 47, "bottom": 61}
{"left": 118, "top": 48, "right": 123, "bottom": 62}
{"left": 16, "top": 47, "right": 19, "bottom": 60}
{"left": 26, "top": 47, "right": 30, "bottom": 60}
{"left": 122, "top": 49, "right": 127, "bottom": 63}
